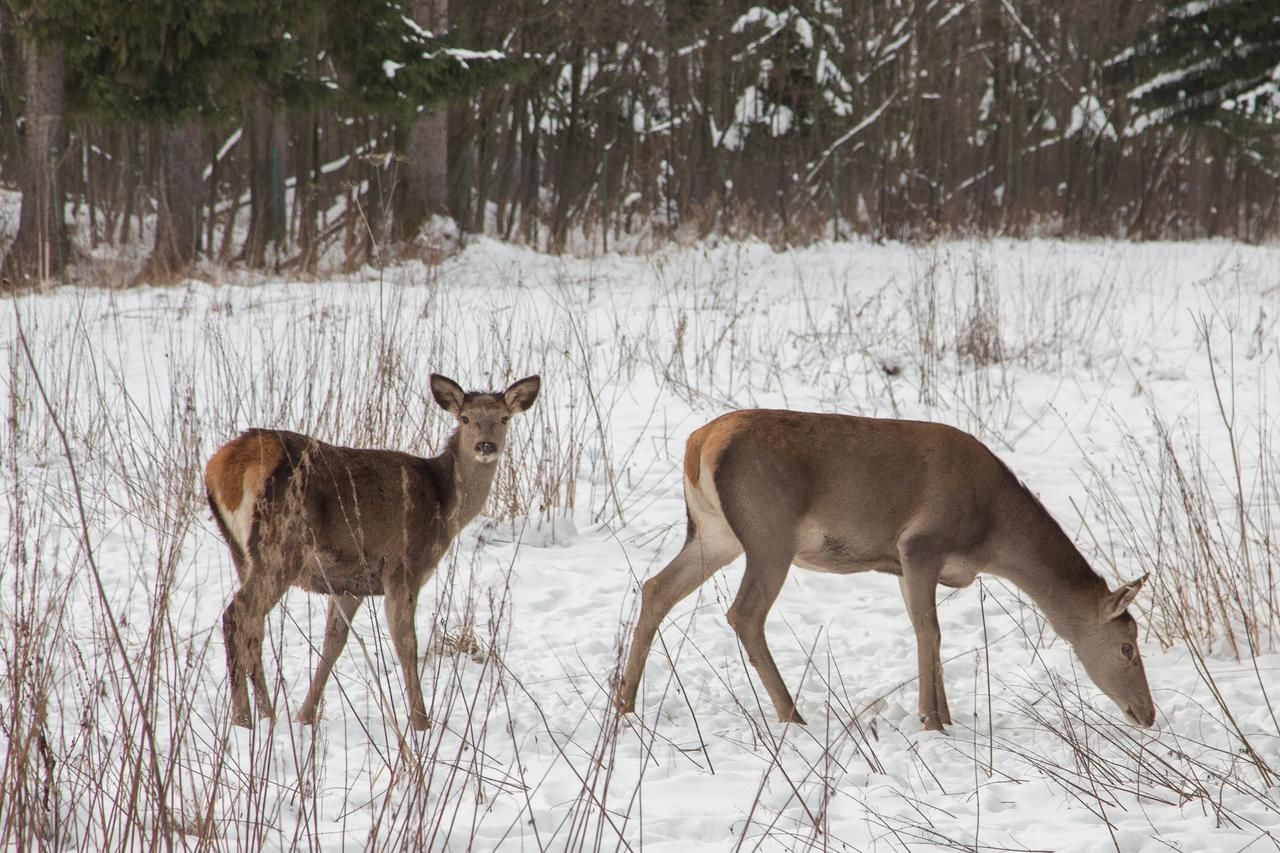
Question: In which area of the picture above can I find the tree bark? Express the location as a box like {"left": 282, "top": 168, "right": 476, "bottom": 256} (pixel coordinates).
{"left": 394, "top": 0, "right": 450, "bottom": 242}
{"left": 0, "top": 6, "right": 23, "bottom": 185}
{"left": 294, "top": 112, "right": 319, "bottom": 272}
{"left": 2, "top": 35, "right": 68, "bottom": 289}
{"left": 243, "top": 100, "right": 287, "bottom": 268}
{"left": 144, "top": 121, "right": 203, "bottom": 280}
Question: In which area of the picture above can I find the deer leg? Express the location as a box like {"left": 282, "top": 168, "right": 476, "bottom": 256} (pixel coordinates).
{"left": 898, "top": 555, "right": 949, "bottom": 731}
{"left": 934, "top": 632, "right": 951, "bottom": 726}
{"left": 296, "top": 593, "right": 364, "bottom": 725}
{"left": 617, "top": 533, "right": 742, "bottom": 713}
{"left": 727, "top": 546, "right": 804, "bottom": 724}
{"left": 384, "top": 584, "right": 429, "bottom": 731}
{"left": 222, "top": 571, "right": 290, "bottom": 727}
{"left": 222, "top": 601, "right": 252, "bottom": 726}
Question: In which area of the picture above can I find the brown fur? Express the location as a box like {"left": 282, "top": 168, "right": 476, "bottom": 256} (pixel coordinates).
{"left": 207, "top": 374, "right": 540, "bottom": 731}
{"left": 682, "top": 429, "right": 704, "bottom": 486}
{"left": 206, "top": 431, "right": 283, "bottom": 518}
{"left": 683, "top": 413, "right": 747, "bottom": 490}
{"left": 617, "top": 408, "right": 1156, "bottom": 731}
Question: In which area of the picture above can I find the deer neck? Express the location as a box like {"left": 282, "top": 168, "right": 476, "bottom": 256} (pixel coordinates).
{"left": 436, "top": 430, "right": 499, "bottom": 531}
{"left": 993, "top": 494, "right": 1110, "bottom": 644}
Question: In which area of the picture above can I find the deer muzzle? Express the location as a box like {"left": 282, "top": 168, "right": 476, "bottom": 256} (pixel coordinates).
{"left": 1123, "top": 702, "right": 1156, "bottom": 728}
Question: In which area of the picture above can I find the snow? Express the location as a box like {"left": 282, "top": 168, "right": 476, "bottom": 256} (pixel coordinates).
{"left": 425, "top": 47, "right": 505, "bottom": 68}
{"left": 732, "top": 7, "right": 793, "bottom": 38}
{"left": 400, "top": 15, "right": 433, "bottom": 40}
{"left": 3, "top": 237, "right": 1280, "bottom": 850}
{"left": 716, "top": 86, "right": 795, "bottom": 150}
{"left": 1066, "top": 94, "right": 1117, "bottom": 140}
{"left": 0, "top": 188, "right": 19, "bottom": 239}
{"left": 1225, "top": 63, "right": 1280, "bottom": 118}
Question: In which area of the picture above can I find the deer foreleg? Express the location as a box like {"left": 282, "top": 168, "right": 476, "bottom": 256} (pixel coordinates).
{"left": 385, "top": 584, "right": 429, "bottom": 731}
{"left": 898, "top": 567, "right": 949, "bottom": 731}
{"left": 296, "top": 593, "right": 363, "bottom": 725}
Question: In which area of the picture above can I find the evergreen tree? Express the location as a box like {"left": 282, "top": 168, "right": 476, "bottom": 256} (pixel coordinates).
{"left": 1115, "top": 1, "right": 1280, "bottom": 135}
{"left": 8, "top": 0, "right": 517, "bottom": 277}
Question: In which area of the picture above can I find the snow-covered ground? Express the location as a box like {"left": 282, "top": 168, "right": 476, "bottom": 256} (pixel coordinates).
{"left": 3, "top": 237, "right": 1279, "bottom": 850}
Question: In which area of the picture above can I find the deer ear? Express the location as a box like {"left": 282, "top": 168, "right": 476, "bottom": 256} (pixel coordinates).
{"left": 1101, "top": 574, "right": 1147, "bottom": 621}
{"left": 503, "top": 375, "right": 541, "bottom": 413}
{"left": 430, "top": 374, "right": 466, "bottom": 415}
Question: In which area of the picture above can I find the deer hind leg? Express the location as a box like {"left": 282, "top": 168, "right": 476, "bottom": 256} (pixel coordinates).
{"left": 617, "top": 528, "right": 742, "bottom": 714}
{"left": 207, "top": 494, "right": 251, "bottom": 584}
{"left": 897, "top": 536, "right": 950, "bottom": 730}
{"left": 384, "top": 583, "right": 429, "bottom": 731}
{"left": 726, "top": 538, "right": 804, "bottom": 725}
{"left": 223, "top": 570, "right": 290, "bottom": 727}
{"left": 296, "top": 593, "right": 364, "bottom": 725}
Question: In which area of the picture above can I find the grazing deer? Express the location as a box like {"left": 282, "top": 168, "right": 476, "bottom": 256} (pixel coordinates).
{"left": 206, "top": 374, "right": 540, "bottom": 730}
{"left": 617, "top": 409, "right": 1156, "bottom": 731}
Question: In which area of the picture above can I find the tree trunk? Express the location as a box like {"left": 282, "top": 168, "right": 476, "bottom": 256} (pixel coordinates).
{"left": 294, "top": 112, "right": 319, "bottom": 272}
{"left": 0, "top": 6, "right": 23, "bottom": 185}
{"left": 394, "top": 0, "right": 450, "bottom": 243}
{"left": 144, "top": 121, "right": 203, "bottom": 280}
{"left": 243, "top": 100, "right": 288, "bottom": 268}
{"left": 2, "top": 36, "right": 67, "bottom": 289}
{"left": 550, "top": 40, "right": 585, "bottom": 252}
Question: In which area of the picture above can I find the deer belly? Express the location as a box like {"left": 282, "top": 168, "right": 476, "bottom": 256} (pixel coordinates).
{"left": 794, "top": 529, "right": 897, "bottom": 575}
{"left": 938, "top": 557, "right": 979, "bottom": 588}
{"left": 296, "top": 552, "right": 386, "bottom": 596}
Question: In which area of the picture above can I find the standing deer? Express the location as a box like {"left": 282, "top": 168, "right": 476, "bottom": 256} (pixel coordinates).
{"left": 617, "top": 409, "right": 1156, "bottom": 730}
{"left": 206, "top": 374, "right": 540, "bottom": 730}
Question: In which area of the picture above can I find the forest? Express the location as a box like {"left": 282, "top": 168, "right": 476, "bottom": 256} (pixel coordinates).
{"left": 1, "top": 0, "right": 1278, "bottom": 289}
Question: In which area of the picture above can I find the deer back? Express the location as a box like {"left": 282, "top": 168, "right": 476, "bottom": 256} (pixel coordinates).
{"left": 207, "top": 429, "right": 456, "bottom": 596}
{"left": 687, "top": 410, "right": 1006, "bottom": 566}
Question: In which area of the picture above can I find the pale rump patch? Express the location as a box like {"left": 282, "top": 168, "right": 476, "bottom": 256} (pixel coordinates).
{"left": 682, "top": 412, "right": 747, "bottom": 516}
{"left": 682, "top": 431, "right": 705, "bottom": 486}
{"left": 206, "top": 432, "right": 284, "bottom": 551}
{"left": 223, "top": 491, "right": 256, "bottom": 553}
{"left": 680, "top": 424, "right": 745, "bottom": 556}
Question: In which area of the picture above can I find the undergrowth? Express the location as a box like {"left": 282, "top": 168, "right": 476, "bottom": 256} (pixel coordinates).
{"left": 2, "top": 240, "right": 1277, "bottom": 850}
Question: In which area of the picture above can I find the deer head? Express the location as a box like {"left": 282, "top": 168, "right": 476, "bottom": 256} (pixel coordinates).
{"left": 430, "top": 373, "right": 541, "bottom": 463}
{"left": 1070, "top": 575, "right": 1156, "bottom": 726}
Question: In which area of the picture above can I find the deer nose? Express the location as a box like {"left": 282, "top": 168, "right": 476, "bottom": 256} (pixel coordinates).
{"left": 1124, "top": 703, "right": 1156, "bottom": 728}
{"left": 475, "top": 441, "right": 497, "bottom": 456}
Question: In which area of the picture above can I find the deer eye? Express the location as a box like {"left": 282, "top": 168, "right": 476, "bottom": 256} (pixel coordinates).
{"left": 501, "top": 416, "right": 509, "bottom": 425}
{"left": 1121, "top": 643, "right": 1134, "bottom": 659}
{"left": 460, "top": 416, "right": 470, "bottom": 425}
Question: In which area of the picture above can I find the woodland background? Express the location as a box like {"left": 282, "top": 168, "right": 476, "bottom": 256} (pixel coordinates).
{"left": 1, "top": 0, "right": 1278, "bottom": 287}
